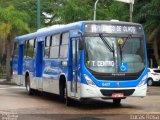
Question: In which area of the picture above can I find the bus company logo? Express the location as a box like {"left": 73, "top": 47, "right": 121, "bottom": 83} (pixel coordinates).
{"left": 116, "top": 82, "right": 120, "bottom": 87}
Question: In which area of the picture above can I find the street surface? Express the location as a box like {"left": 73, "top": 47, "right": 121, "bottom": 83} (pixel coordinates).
{"left": 0, "top": 84, "right": 160, "bottom": 120}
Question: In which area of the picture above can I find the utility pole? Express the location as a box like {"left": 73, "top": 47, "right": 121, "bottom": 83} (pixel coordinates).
{"left": 129, "top": 1, "right": 133, "bottom": 22}
{"left": 37, "top": 0, "right": 41, "bottom": 29}
{"left": 94, "top": 0, "right": 99, "bottom": 21}
{"left": 115, "top": 0, "right": 134, "bottom": 22}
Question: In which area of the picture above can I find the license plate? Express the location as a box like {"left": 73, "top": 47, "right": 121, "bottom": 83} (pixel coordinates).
{"left": 112, "top": 93, "right": 124, "bottom": 98}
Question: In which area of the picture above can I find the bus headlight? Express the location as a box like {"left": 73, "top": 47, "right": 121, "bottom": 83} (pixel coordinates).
{"left": 138, "top": 75, "right": 148, "bottom": 87}
{"left": 84, "top": 74, "right": 96, "bottom": 87}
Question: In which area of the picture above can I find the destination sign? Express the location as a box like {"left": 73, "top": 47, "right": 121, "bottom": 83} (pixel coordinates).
{"left": 85, "top": 24, "right": 143, "bottom": 34}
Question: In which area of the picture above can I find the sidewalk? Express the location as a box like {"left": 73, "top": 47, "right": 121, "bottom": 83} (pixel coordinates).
{"left": 0, "top": 79, "right": 16, "bottom": 85}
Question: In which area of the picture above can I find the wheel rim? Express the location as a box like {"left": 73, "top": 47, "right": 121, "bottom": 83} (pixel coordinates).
{"left": 148, "top": 79, "right": 153, "bottom": 86}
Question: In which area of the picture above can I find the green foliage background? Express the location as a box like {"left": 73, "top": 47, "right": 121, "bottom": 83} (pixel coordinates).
{"left": 0, "top": 0, "right": 160, "bottom": 80}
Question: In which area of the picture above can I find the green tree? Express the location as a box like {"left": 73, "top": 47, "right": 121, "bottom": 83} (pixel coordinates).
{"left": 134, "top": 0, "right": 160, "bottom": 61}
{"left": 0, "top": 6, "right": 30, "bottom": 81}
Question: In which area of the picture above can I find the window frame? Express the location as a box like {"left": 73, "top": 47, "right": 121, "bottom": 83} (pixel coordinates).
{"left": 44, "top": 36, "right": 51, "bottom": 59}
{"left": 24, "top": 39, "right": 36, "bottom": 59}
{"left": 59, "top": 32, "right": 69, "bottom": 58}
{"left": 49, "top": 33, "right": 61, "bottom": 59}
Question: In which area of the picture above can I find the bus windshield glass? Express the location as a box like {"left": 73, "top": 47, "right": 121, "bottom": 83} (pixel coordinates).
{"left": 85, "top": 35, "right": 145, "bottom": 73}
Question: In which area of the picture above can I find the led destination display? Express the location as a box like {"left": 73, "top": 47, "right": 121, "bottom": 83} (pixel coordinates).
{"left": 85, "top": 23, "right": 143, "bottom": 34}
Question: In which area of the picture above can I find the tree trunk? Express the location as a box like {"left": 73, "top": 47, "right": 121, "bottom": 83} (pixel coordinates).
{"left": 6, "top": 33, "right": 11, "bottom": 81}
{"left": 153, "top": 38, "right": 159, "bottom": 60}
{"left": 2, "top": 39, "right": 5, "bottom": 58}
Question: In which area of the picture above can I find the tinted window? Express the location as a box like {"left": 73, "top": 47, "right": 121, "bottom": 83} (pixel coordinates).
{"left": 46, "top": 36, "right": 50, "bottom": 47}
{"left": 52, "top": 34, "right": 60, "bottom": 46}
{"left": 50, "top": 34, "right": 60, "bottom": 58}
{"left": 60, "top": 45, "right": 68, "bottom": 58}
{"left": 62, "top": 32, "right": 69, "bottom": 45}
{"left": 24, "top": 39, "right": 35, "bottom": 58}
{"left": 24, "top": 41, "right": 28, "bottom": 58}
{"left": 28, "top": 39, "right": 35, "bottom": 58}
{"left": 13, "top": 42, "right": 19, "bottom": 58}
{"left": 60, "top": 32, "right": 69, "bottom": 58}
{"left": 50, "top": 46, "right": 59, "bottom": 58}
{"left": 45, "top": 36, "right": 50, "bottom": 58}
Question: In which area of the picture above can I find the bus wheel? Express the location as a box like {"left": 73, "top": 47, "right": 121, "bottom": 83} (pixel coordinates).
{"left": 147, "top": 78, "right": 153, "bottom": 86}
{"left": 25, "top": 76, "right": 34, "bottom": 95}
{"left": 65, "top": 83, "right": 73, "bottom": 106}
{"left": 113, "top": 99, "right": 121, "bottom": 105}
{"left": 60, "top": 80, "right": 66, "bottom": 102}
{"left": 60, "top": 79, "right": 73, "bottom": 106}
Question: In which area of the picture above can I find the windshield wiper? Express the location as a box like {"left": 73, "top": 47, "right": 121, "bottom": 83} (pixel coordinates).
{"left": 99, "top": 33, "right": 114, "bottom": 53}
{"left": 119, "top": 34, "right": 132, "bottom": 62}
{"left": 122, "top": 34, "right": 132, "bottom": 49}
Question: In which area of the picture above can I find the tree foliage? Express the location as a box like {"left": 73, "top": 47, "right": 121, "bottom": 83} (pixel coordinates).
{"left": 0, "top": 5, "right": 30, "bottom": 80}
{"left": 134, "top": 0, "right": 160, "bottom": 60}
{"left": 0, "top": 0, "right": 160, "bottom": 79}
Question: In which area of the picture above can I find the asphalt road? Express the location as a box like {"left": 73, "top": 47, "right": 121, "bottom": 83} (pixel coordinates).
{"left": 0, "top": 84, "right": 160, "bottom": 120}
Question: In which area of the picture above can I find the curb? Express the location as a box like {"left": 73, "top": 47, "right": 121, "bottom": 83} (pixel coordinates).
{"left": 0, "top": 79, "right": 16, "bottom": 85}
{"left": 0, "top": 82, "right": 16, "bottom": 85}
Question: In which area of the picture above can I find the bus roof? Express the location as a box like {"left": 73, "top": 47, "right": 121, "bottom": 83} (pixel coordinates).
{"left": 15, "top": 20, "right": 142, "bottom": 43}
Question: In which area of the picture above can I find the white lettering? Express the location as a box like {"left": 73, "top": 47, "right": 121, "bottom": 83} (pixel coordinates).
{"left": 92, "top": 61, "right": 114, "bottom": 67}
{"left": 123, "top": 26, "right": 127, "bottom": 32}
{"left": 117, "top": 26, "right": 122, "bottom": 32}
{"left": 97, "top": 61, "right": 103, "bottom": 66}
{"left": 122, "top": 26, "right": 136, "bottom": 33}
{"left": 111, "top": 26, "right": 116, "bottom": 32}
{"left": 92, "top": 61, "right": 95, "bottom": 66}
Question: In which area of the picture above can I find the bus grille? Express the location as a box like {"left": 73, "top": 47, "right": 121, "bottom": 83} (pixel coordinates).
{"left": 100, "top": 89, "right": 135, "bottom": 96}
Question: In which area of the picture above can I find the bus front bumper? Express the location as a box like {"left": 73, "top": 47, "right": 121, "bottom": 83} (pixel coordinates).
{"left": 80, "top": 83, "right": 147, "bottom": 98}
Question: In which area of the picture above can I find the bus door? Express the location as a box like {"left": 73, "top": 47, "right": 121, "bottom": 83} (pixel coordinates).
{"left": 71, "top": 38, "right": 80, "bottom": 97}
{"left": 17, "top": 44, "right": 24, "bottom": 85}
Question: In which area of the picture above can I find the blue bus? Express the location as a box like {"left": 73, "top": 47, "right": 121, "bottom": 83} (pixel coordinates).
{"left": 12, "top": 20, "right": 148, "bottom": 105}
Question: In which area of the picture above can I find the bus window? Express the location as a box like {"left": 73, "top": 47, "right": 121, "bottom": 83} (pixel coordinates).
{"left": 50, "top": 34, "right": 60, "bottom": 58}
{"left": 13, "top": 42, "right": 19, "bottom": 59}
{"left": 61, "top": 32, "right": 69, "bottom": 44}
{"left": 28, "top": 39, "right": 35, "bottom": 58}
{"left": 51, "top": 34, "right": 60, "bottom": 46}
{"left": 60, "top": 32, "right": 69, "bottom": 58}
{"left": 24, "top": 41, "right": 28, "bottom": 58}
{"left": 45, "top": 36, "right": 50, "bottom": 58}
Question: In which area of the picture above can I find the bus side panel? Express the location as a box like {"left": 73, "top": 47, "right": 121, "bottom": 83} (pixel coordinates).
{"left": 42, "top": 59, "right": 61, "bottom": 94}
{"left": 23, "top": 59, "right": 35, "bottom": 87}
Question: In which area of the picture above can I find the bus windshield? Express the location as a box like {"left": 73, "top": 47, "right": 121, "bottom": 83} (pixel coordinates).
{"left": 85, "top": 35, "right": 145, "bottom": 74}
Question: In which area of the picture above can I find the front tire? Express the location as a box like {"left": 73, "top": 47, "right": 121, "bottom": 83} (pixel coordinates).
{"left": 147, "top": 78, "right": 153, "bottom": 86}
{"left": 25, "top": 76, "right": 34, "bottom": 95}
